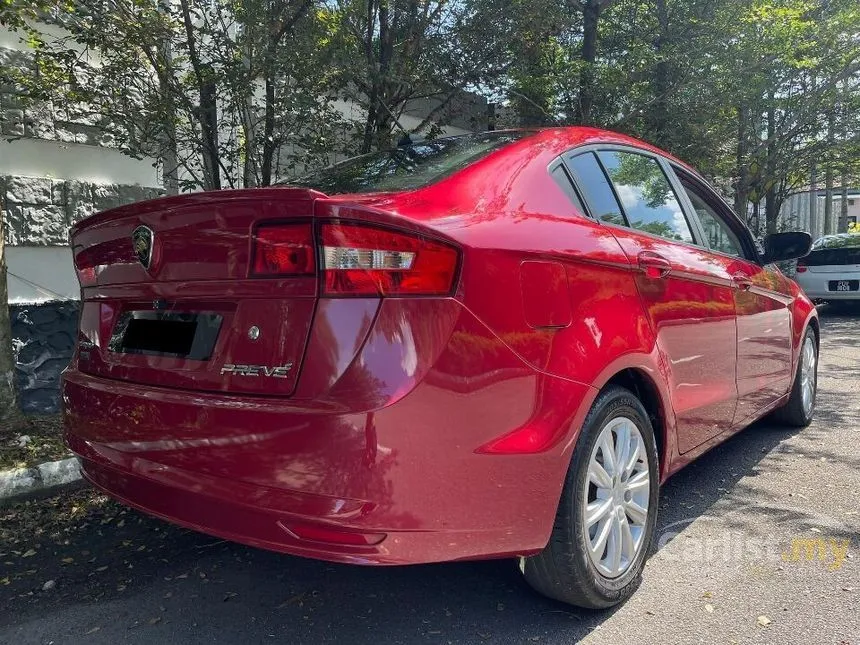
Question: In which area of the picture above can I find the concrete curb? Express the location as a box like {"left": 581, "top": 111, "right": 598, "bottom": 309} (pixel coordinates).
{"left": 0, "top": 456, "right": 84, "bottom": 504}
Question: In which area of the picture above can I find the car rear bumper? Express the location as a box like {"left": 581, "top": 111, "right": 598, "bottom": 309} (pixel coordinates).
{"left": 63, "top": 316, "right": 593, "bottom": 565}
{"left": 796, "top": 270, "right": 860, "bottom": 300}
{"left": 801, "top": 289, "right": 860, "bottom": 300}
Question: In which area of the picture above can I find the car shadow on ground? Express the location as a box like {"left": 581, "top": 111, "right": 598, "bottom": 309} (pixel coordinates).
{"left": 2, "top": 305, "right": 856, "bottom": 644}
{"left": 0, "top": 427, "right": 827, "bottom": 644}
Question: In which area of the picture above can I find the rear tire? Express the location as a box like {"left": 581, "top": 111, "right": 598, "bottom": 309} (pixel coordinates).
{"left": 771, "top": 326, "right": 818, "bottom": 427}
{"left": 521, "top": 386, "right": 659, "bottom": 609}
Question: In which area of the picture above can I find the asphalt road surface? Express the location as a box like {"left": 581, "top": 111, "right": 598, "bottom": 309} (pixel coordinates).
{"left": 2, "top": 306, "right": 858, "bottom": 645}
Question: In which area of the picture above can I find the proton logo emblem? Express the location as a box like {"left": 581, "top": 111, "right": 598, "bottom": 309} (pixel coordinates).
{"left": 132, "top": 225, "right": 154, "bottom": 270}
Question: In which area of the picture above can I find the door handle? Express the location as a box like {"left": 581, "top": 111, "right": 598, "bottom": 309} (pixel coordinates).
{"left": 732, "top": 273, "right": 753, "bottom": 290}
{"left": 637, "top": 251, "right": 672, "bottom": 279}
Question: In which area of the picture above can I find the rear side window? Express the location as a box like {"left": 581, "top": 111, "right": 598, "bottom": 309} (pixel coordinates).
{"left": 566, "top": 152, "right": 625, "bottom": 225}
{"left": 598, "top": 151, "right": 694, "bottom": 244}
{"left": 549, "top": 163, "right": 587, "bottom": 215}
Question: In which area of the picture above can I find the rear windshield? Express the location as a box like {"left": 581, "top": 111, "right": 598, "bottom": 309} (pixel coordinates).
{"left": 811, "top": 234, "right": 860, "bottom": 250}
{"left": 286, "top": 131, "right": 532, "bottom": 195}
{"left": 806, "top": 234, "right": 860, "bottom": 265}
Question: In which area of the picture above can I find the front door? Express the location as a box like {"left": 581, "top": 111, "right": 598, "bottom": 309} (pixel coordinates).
{"left": 731, "top": 264, "right": 793, "bottom": 424}
{"left": 672, "top": 169, "right": 794, "bottom": 426}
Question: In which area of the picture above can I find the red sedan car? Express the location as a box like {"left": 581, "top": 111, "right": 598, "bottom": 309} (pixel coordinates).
{"left": 64, "top": 128, "right": 817, "bottom": 608}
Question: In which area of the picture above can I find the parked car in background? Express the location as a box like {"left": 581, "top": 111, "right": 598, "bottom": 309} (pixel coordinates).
{"left": 795, "top": 233, "right": 860, "bottom": 303}
{"left": 63, "top": 128, "right": 817, "bottom": 609}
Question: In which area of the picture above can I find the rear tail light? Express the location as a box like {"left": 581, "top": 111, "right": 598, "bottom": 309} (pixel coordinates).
{"left": 320, "top": 222, "right": 459, "bottom": 296}
{"left": 252, "top": 223, "right": 316, "bottom": 276}
{"left": 73, "top": 248, "right": 98, "bottom": 287}
{"left": 249, "top": 220, "right": 460, "bottom": 295}
{"left": 795, "top": 261, "right": 807, "bottom": 273}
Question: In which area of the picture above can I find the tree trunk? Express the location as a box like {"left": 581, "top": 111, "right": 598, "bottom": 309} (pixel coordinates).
{"left": 372, "top": 107, "right": 393, "bottom": 151}
{"left": 837, "top": 80, "right": 850, "bottom": 234}
{"left": 824, "top": 109, "right": 835, "bottom": 235}
{"left": 0, "top": 201, "right": 19, "bottom": 422}
{"left": 750, "top": 200, "right": 760, "bottom": 236}
{"left": 824, "top": 172, "right": 834, "bottom": 235}
{"left": 241, "top": 36, "right": 258, "bottom": 189}
{"left": 765, "top": 190, "right": 779, "bottom": 234}
{"left": 360, "top": 0, "right": 380, "bottom": 154}
{"left": 361, "top": 100, "right": 378, "bottom": 154}
{"left": 261, "top": 74, "right": 276, "bottom": 186}
{"left": 764, "top": 95, "right": 778, "bottom": 234}
{"left": 255, "top": 0, "right": 314, "bottom": 184}
{"left": 650, "top": 0, "right": 670, "bottom": 143}
{"left": 838, "top": 170, "right": 849, "bottom": 233}
{"left": 578, "top": 1, "right": 600, "bottom": 125}
{"left": 358, "top": 0, "right": 398, "bottom": 153}
{"left": 198, "top": 78, "right": 221, "bottom": 190}
{"left": 161, "top": 114, "right": 180, "bottom": 195}
{"left": 179, "top": 0, "right": 221, "bottom": 191}
{"left": 806, "top": 74, "right": 817, "bottom": 236}
{"left": 158, "top": 0, "right": 180, "bottom": 195}
{"left": 242, "top": 90, "right": 258, "bottom": 188}
{"left": 824, "top": 174, "right": 834, "bottom": 235}
{"left": 733, "top": 105, "right": 749, "bottom": 218}
{"left": 808, "top": 163, "right": 817, "bottom": 236}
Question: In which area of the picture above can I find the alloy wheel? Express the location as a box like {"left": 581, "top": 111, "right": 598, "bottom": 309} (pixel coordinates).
{"left": 583, "top": 416, "right": 651, "bottom": 579}
{"left": 800, "top": 335, "right": 817, "bottom": 417}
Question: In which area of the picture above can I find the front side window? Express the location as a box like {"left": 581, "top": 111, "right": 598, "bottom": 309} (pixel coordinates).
{"left": 680, "top": 179, "right": 743, "bottom": 257}
{"left": 598, "top": 151, "right": 694, "bottom": 243}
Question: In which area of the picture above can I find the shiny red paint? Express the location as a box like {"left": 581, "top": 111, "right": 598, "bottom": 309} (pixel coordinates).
{"left": 63, "top": 127, "right": 817, "bottom": 565}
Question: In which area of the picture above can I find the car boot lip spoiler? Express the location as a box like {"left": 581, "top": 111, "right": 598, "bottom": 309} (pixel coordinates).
{"left": 69, "top": 187, "right": 330, "bottom": 237}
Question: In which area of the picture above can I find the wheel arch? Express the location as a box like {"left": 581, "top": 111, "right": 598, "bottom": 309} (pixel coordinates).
{"left": 565, "top": 352, "right": 676, "bottom": 484}
{"left": 791, "top": 305, "right": 820, "bottom": 384}
{"left": 602, "top": 367, "right": 670, "bottom": 482}
{"left": 807, "top": 314, "right": 820, "bottom": 345}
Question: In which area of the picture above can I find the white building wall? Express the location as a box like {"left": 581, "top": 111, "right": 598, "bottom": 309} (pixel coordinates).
{"left": 779, "top": 190, "right": 860, "bottom": 240}
{"left": 1, "top": 25, "right": 162, "bottom": 305}
{"left": 5, "top": 247, "right": 79, "bottom": 304}
{"left": 832, "top": 194, "right": 860, "bottom": 229}
{"left": 0, "top": 137, "right": 159, "bottom": 186}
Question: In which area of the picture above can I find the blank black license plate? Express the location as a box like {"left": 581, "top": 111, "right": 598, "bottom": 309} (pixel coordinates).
{"left": 829, "top": 280, "right": 859, "bottom": 292}
{"left": 109, "top": 312, "right": 222, "bottom": 360}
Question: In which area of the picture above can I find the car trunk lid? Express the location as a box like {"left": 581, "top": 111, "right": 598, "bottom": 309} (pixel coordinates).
{"left": 72, "top": 188, "right": 324, "bottom": 397}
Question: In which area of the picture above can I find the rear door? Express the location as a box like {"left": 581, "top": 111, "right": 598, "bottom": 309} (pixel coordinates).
{"left": 671, "top": 168, "right": 793, "bottom": 425}
{"left": 71, "top": 189, "right": 321, "bottom": 397}
{"left": 565, "top": 148, "right": 738, "bottom": 453}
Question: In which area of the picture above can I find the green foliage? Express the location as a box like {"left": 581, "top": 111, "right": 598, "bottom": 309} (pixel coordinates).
{"left": 0, "top": 0, "right": 857, "bottom": 214}
{"left": 500, "top": 0, "right": 860, "bottom": 231}
{"left": 323, "top": 0, "right": 511, "bottom": 153}
{"left": 603, "top": 153, "right": 671, "bottom": 210}
{"left": 3, "top": 0, "right": 349, "bottom": 190}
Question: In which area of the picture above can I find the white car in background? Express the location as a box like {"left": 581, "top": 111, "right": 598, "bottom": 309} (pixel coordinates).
{"left": 795, "top": 233, "right": 860, "bottom": 302}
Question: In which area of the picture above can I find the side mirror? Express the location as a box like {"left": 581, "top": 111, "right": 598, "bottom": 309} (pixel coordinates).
{"left": 761, "top": 231, "right": 812, "bottom": 264}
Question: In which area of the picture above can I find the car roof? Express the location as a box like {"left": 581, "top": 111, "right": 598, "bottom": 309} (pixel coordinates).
{"left": 497, "top": 127, "right": 700, "bottom": 176}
